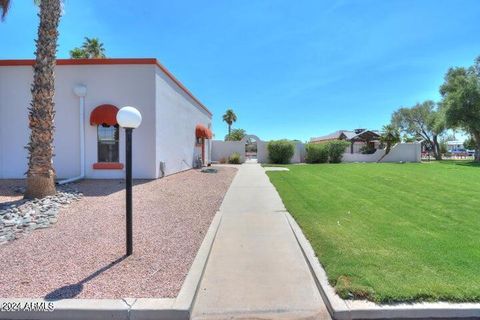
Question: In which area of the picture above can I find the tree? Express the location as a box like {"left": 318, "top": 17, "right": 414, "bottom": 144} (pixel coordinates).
{"left": 222, "top": 109, "right": 237, "bottom": 136}
{"left": 225, "top": 128, "right": 246, "bottom": 141}
{"left": 2, "top": 0, "right": 61, "bottom": 198}
{"left": 391, "top": 101, "right": 445, "bottom": 160}
{"left": 440, "top": 56, "right": 480, "bottom": 161}
{"left": 70, "top": 37, "right": 106, "bottom": 59}
{"left": 379, "top": 124, "right": 400, "bottom": 154}
{"left": 464, "top": 136, "right": 476, "bottom": 150}
{"left": 69, "top": 47, "right": 88, "bottom": 59}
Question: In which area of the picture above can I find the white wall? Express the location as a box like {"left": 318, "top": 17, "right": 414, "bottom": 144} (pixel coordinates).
{"left": 211, "top": 140, "right": 245, "bottom": 163}
{"left": 380, "top": 142, "right": 421, "bottom": 163}
{"left": 211, "top": 137, "right": 304, "bottom": 164}
{"left": 342, "top": 149, "right": 385, "bottom": 162}
{"left": 154, "top": 68, "right": 212, "bottom": 177}
{"left": 1, "top": 62, "right": 214, "bottom": 179}
{"left": 257, "top": 141, "right": 268, "bottom": 163}
{"left": 341, "top": 143, "right": 421, "bottom": 163}
{"left": 68, "top": 64, "right": 157, "bottom": 179}
{"left": 291, "top": 142, "right": 306, "bottom": 163}
{"left": 0, "top": 66, "right": 30, "bottom": 179}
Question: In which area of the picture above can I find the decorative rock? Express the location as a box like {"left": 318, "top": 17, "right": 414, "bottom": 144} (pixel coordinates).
{"left": 0, "top": 184, "right": 83, "bottom": 245}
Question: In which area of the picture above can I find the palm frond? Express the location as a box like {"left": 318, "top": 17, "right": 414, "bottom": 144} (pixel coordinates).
{"left": 0, "top": 0, "right": 10, "bottom": 20}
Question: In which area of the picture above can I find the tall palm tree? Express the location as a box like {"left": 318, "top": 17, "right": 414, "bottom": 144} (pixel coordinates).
{"left": 222, "top": 109, "right": 237, "bottom": 139}
{"left": 82, "top": 37, "right": 106, "bottom": 58}
{"left": 1, "top": 0, "right": 61, "bottom": 199}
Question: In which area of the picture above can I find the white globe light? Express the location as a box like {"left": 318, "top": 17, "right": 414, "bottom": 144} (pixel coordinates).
{"left": 117, "top": 106, "right": 142, "bottom": 129}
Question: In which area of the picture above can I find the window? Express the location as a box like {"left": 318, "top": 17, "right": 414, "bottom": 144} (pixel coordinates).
{"left": 97, "top": 124, "right": 119, "bottom": 162}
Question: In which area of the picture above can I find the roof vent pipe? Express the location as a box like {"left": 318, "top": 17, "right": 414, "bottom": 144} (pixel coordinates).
{"left": 57, "top": 84, "right": 87, "bottom": 185}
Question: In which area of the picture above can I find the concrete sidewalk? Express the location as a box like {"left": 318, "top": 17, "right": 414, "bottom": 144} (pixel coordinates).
{"left": 191, "top": 163, "right": 330, "bottom": 320}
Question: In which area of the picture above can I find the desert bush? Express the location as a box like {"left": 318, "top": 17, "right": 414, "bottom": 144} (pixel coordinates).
{"left": 228, "top": 152, "right": 241, "bottom": 164}
{"left": 305, "top": 143, "right": 329, "bottom": 163}
{"left": 327, "top": 140, "right": 350, "bottom": 163}
{"left": 219, "top": 157, "right": 227, "bottom": 164}
{"left": 267, "top": 140, "right": 295, "bottom": 164}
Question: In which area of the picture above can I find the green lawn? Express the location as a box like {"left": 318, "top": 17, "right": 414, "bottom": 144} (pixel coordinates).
{"left": 266, "top": 161, "right": 480, "bottom": 303}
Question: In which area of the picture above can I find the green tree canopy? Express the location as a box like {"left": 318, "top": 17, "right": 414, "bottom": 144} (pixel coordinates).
{"left": 225, "top": 128, "right": 246, "bottom": 141}
{"left": 391, "top": 100, "right": 445, "bottom": 160}
{"left": 440, "top": 56, "right": 480, "bottom": 161}
{"left": 464, "top": 136, "right": 476, "bottom": 150}
{"left": 70, "top": 37, "right": 106, "bottom": 59}
{"left": 69, "top": 47, "right": 88, "bottom": 58}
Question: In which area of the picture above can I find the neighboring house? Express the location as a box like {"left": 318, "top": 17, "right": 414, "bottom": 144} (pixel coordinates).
{"left": 0, "top": 58, "right": 212, "bottom": 179}
{"left": 446, "top": 140, "right": 465, "bottom": 153}
{"left": 310, "top": 129, "right": 381, "bottom": 153}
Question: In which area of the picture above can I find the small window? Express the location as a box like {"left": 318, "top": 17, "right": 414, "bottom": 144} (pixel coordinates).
{"left": 97, "top": 124, "right": 119, "bottom": 162}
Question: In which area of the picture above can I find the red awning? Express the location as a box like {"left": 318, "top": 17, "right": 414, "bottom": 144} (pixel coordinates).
{"left": 195, "top": 124, "right": 212, "bottom": 139}
{"left": 90, "top": 104, "right": 119, "bottom": 126}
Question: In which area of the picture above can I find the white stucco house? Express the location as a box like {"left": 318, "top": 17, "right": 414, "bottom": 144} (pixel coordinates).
{"left": 0, "top": 58, "right": 213, "bottom": 180}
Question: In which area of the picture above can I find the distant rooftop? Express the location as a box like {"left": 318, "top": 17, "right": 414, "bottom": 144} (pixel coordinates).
{"left": 310, "top": 129, "right": 380, "bottom": 142}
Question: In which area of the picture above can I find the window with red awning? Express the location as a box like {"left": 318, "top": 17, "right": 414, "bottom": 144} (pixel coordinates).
{"left": 195, "top": 124, "right": 212, "bottom": 139}
{"left": 90, "top": 104, "right": 119, "bottom": 126}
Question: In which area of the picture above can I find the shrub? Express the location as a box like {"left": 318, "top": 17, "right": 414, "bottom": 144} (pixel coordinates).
{"left": 326, "top": 140, "right": 350, "bottom": 163}
{"left": 228, "top": 152, "right": 241, "bottom": 164}
{"left": 305, "top": 143, "right": 329, "bottom": 163}
{"left": 359, "top": 144, "right": 376, "bottom": 154}
{"left": 219, "top": 157, "right": 227, "bottom": 164}
{"left": 268, "top": 140, "right": 295, "bottom": 164}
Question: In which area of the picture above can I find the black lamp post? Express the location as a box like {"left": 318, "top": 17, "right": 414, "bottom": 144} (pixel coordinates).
{"left": 117, "top": 106, "right": 142, "bottom": 256}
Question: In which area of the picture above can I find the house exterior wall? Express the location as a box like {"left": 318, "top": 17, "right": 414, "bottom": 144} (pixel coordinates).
{"left": 0, "top": 64, "right": 157, "bottom": 179}
{"left": 0, "top": 66, "right": 30, "bottom": 179}
{"left": 0, "top": 60, "right": 211, "bottom": 180}
{"left": 154, "top": 68, "right": 212, "bottom": 177}
{"left": 75, "top": 64, "right": 157, "bottom": 179}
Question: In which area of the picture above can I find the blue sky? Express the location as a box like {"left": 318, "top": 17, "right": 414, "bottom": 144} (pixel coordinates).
{"left": 1, "top": 0, "right": 479, "bottom": 141}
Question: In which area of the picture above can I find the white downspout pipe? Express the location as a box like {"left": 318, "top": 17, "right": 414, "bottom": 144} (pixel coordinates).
{"left": 57, "top": 84, "right": 87, "bottom": 185}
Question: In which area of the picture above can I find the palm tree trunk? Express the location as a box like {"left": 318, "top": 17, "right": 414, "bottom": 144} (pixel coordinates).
{"left": 24, "top": 0, "right": 61, "bottom": 199}
{"left": 228, "top": 124, "right": 231, "bottom": 137}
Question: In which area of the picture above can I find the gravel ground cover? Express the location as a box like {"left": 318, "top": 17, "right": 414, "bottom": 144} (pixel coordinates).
{"left": 0, "top": 167, "right": 236, "bottom": 299}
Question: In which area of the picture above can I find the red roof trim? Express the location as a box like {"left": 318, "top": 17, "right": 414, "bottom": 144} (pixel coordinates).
{"left": 0, "top": 58, "right": 212, "bottom": 117}
{"left": 90, "top": 104, "right": 119, "bottom": 126}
